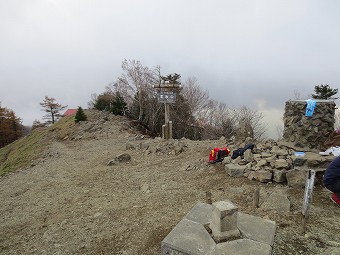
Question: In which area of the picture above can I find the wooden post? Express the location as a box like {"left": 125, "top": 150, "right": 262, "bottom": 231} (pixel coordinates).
{"left": 168, "top": 121, "right": 173, "bottom": 139}
{"left": 164, "top": 103, "right": 170, "bottom": 124}
{"left": 253, "top": 187, "right": 260, "bottom": 208}
{"left": 163, "top": 103, "right": 172, "bottom": 139}
{"left": 301, "top": 169, "right": 316, "bottom": 234}
{"left": 154, "top": 82, "right": 179, "bottom": 139}
{"left": 206, "top": 191, "right": 212, "bottom": 205}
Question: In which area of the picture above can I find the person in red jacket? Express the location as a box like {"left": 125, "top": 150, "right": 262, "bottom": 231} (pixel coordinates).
{"left": 323, "top": 156, "right": 340, "bottom": 206}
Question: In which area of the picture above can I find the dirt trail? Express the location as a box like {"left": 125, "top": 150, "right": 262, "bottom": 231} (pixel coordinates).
{"left": 0, "top": 129, "right": 340, "bottom": 254}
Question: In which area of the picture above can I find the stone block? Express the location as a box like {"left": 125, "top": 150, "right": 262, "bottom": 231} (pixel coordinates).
{"left": 261, "top": 152, "right": 273, "bottom": 158}
{"left": 271, "top": 146, "right": 289, "bottom": 156}
{"left": 161, "top": 219, "right": 215, "bottom": 255}
{"left": 162, "top": 202, "right": 277, "bottom": 255}
{"left": 243, "top": 150, "right": 254, "bottom": 162}
{"left": 256, "top": 159, "right": 267, "bottom": 167}
{"left": 293, "top": 156, "right": 306, "bottom": 167}
{"left": 248, "top": 171, "right": 256, "bottom": 180}
{"left": 211, "top": 201, "right": 238, "bottom": 231}
{"left": 253, "top": 170, "right": 272, "bottom": 183}
{"left": 274, "top": 159, "right": 289, "bottom": 170}
{"left": 273, "top": 170, "right": 287, "bottom": 183}
{"left": 265, "top": 155, "right": 277, "bottom": 164}
{"left": 225, "top": 164, "right": 245, "bottom": 177}
{"left": 286, "top": 169, "right": 306, "bottom": 188}
{"left": 184, "top": 202, "right": 212, "bottom": 226}
{"left": 210, "top": 239, "right": 272, "bottom": 255}
{"left": 237, "top": 212, "right": 276, "bottom": 246}
{"left": 210, "top": 201, "right": 240, "bottom": 242}
{"left": 261, "top": 190, "right": 290, "bottom": 213}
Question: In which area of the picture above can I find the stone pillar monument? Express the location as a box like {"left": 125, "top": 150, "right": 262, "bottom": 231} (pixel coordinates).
{"left": 210, "top": 200, "right": 240, "bottom": 243}
{"left": 283, "top": 100, "right": 336, "bottom": 149}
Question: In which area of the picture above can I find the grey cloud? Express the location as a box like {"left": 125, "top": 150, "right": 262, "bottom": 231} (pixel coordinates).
{"left": 1, "top": 0, "right": 339, "bottom": 137}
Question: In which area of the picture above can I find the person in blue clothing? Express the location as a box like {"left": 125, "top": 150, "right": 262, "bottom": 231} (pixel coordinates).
{"left": 323, "top": 156, "right": 340, "bottom": 206}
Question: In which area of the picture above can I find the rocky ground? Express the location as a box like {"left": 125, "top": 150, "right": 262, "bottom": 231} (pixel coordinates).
{"left": 0, "top": 112, "right": 340, "bottom": 255}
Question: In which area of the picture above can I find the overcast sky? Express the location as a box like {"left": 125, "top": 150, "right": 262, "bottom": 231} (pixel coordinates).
{"left": 1, "top": 0, "right": 340, "bottom": 138}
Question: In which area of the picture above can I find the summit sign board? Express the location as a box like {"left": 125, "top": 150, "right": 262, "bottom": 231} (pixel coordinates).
{"left": 158, "top": 91, "right": 176, "bottom": 104}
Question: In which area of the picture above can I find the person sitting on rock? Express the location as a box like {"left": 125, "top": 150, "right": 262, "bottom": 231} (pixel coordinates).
{"left": 323, "top": 156, "right": 340, "bottom": 206}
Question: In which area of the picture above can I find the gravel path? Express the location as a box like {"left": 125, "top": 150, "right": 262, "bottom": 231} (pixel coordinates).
{"left": 0, "top": 127, "right": 340, "bottom": 254}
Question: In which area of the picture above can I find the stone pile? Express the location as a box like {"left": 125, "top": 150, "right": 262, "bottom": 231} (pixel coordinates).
{"left": 224, "top": 140, "right": 334, "bottom": 187}
{"left": 282, "top": 100, "right": 335, "bottom": 149}
{"left": 125, "top": 138, "right": 188, "bottom": 156}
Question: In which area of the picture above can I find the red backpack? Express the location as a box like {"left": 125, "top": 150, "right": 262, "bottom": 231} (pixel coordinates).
{"left": 209, "top": 147, "right": 230, "bottom": 163}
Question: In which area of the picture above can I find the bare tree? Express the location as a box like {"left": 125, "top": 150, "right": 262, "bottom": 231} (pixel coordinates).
{"left": 196, "top": 99, "right": 236, "bottom": 140}
{"left": 117, "top": 59, "right": 155, "bottom": 121}
{"left": 232, "top": 105, "right": 267, "bottom": 141}
{"left": 293, "top": 90, "right": 302, "bottom": 100}
{"left": 40, "top": 96, "right": 67, "bottom": 124}
{"left": 181, "top": 77, "right": 210, "bottom": 118}
{"left": 87, "top": 93, "right": 98, "bottom": 109}
{"left": 275, "top": 124, "right": 284, "bottom": 140}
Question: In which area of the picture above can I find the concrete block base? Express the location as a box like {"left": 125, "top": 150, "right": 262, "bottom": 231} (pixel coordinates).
{"left": 210, "top": 228, "right": 240, "bottom": 243}
{"left": 211, "top": 239, "right": 272, "bottom": 255}
{"left": 161, "top": 218, "right": 215, "bottom": 255}
{"left": 161, "top": 202, "right": 276, "bottom": 255}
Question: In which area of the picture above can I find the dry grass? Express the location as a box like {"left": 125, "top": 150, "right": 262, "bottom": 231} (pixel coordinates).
{"left": 0, "top": 116, "right": 77, "bottom": 176}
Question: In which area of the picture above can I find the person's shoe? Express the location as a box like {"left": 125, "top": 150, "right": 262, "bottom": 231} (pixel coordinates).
{"left": 330, "top": 193, "right": 340, "bottom": 206}
{"left": 319, "top": 147, "right": 333, "bottom": 156}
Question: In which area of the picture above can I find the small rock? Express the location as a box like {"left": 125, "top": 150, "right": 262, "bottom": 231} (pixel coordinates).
{"left": 125, "top": 142, "right": 136, "bottom": 150}
{"left": 141, "top": 183, "right": 150, "bottom": 193}
{"left": 114, "top": 153, "right": 131, "bottom": 162}
{"left": 107, "top": 160, "right": 116, "bottom": 166}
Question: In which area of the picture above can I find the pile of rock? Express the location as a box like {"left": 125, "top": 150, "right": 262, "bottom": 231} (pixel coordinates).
{"left": 224, "top": 140, "right": 334, "bottom": 187}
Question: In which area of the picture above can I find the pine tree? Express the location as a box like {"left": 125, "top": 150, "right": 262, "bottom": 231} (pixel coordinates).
{"left": 93, "top": 93, "right": 115, "bottom": 111}
{"left": 312, "top": 84, "right": 338, "bottom": 100}
{"left": 111, "top": 92, "right": 127, "bottom": 116}
{"left": 74, "top": 107, "right": 87, "bottom": 123}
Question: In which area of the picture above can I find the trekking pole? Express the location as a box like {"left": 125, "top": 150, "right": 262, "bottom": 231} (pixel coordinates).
{"left": 301, "top": 169, "right": 316, "bottom": 234}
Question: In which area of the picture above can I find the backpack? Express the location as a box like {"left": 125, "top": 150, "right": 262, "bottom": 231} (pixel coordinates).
{"left": 209, "top": 147, "right": 230, "bottom": 163}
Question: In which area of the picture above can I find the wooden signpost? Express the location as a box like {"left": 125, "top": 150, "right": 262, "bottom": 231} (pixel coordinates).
{"left": 153, "top": 74, "right": 181, "bottom": 139}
